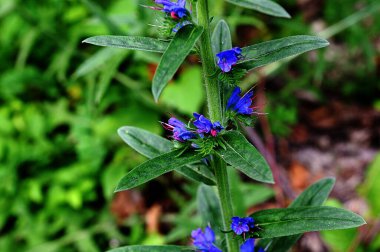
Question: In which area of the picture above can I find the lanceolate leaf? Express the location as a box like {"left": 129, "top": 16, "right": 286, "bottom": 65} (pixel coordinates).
{"left": 197, "top": 185, "right": 223, "bottom": 231}
{"left": 215, "top": 131, "right": 273, "bottom": 184}
{"left": 211, "top": 19, "right": 232, "bottom": 116}
{"left": 115, "top": 149, "right": 203, "bottom": 191}
{"left": 359, "top": 154, "right": 380, "bottom": 216}
{"left": 118, "top": 126, "right": 172, "bottom": 158}
{"left": 211, "top": 19, "right": 232, "bottom": 56}
{"left": 152, "top": 25, "right": 203, "bottom": 102}
{"left": 289, "top": 177, "right": 335, "bottom": 207}
{"left": 251, "top": 206, "right": 366, "bottom": 239}
{"left": 238, "top": 35, "right": 329, "bottom": 71}
{"left": 261, "top": 178, "right": 336, "bottom": 252}
{"left": 118, "top": 126, "right": 215, "bottom": 185}
{"left": 107, "top": 245, "right": 195, "bottom": 252}
{"left": 83, "top": 36, "right": 169, "bottom": 53}
{"left": 225, "top": 0, "right": 290, "bottom": 18}
{"left": 176, "top": 164, "right": 216, "bottom": 186}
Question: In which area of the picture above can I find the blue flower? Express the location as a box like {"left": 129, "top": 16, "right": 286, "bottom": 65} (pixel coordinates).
{"left": 155, "top": 0, "right": 189, "bottom": 19}
{"left": 193, "top": 113, "right": 224, "bottom": 137}
{"left": 240, "top": 238, "right": 255, "bottom": 252}
{"left": 227, "top": 86, "right": 254, "bottom": 115}
{"left": 231, "top": 216, "right": 255, "bottom": 235}
{"left": 191, "top": 227, "right": 222, "bottom": 252}
{"left": 191, "top": 226, "right": 265, "bottom": 252}
{"left": 172, "top": 20, "right": 192, "bottom": 32}
{"left": 240, "top": 238, "right": 265, "bottom": 252}
{"left": 216, "top": 47, "right": 242, "bottom": 72}
{"left": 161, "top": 117, "right": 195, "bottom": 142}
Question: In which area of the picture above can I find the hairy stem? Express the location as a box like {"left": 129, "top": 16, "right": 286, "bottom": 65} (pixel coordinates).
{"left": 197, "top": 1, "right": 239, "bottom": 251}
{"left": 213, "top": 157, "right": 239, "bottom": 252}
{"left": 196, "top": 0, "right": 221, "bottom": 122}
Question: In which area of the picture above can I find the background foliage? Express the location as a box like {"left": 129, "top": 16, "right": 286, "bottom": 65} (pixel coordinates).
{"left": 0, "top": 0, "right": 379, "bottom": 251}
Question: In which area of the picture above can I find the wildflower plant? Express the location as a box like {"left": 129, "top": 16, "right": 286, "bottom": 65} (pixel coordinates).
{"left": 84, "top": 0, "right": 366, "bottom": 251}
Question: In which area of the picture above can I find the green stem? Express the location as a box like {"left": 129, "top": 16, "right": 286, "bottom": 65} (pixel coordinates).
{"left": 197, "top": 1, "right": 239, "bottom": 251}
{"left": 213, "top": 157, "right": 239, "bottom": 252}
{"left": 196, "top": 0, "right": 221, "bottom": 122}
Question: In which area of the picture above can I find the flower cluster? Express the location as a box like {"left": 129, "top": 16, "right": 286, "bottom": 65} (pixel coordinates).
{"left": 161, "top": 117, "right": 195, "bottom": 142}
{"left": 155, "top": 0, "right": 189, "bottom": 19}
{"left": 230, "top": 216, "right": 265, "bottom": 251}
{"left": 193, "top": 113, "right": 224, "bottom": 137}
{"left": 191, "top": 227, "right": 222, "bottom": 252}
{"left": 231, "top": 216, "right": 255, "bottom": 235}
{"left": 240, "top": 238, "right": 265, "bottom": 252}
{"left": 191, "top": 222, "right": 265, "bottom": 252}
{"left": 240, "top": 238, "right": 255, "bottom": 252}
{"left": 227, "top": 86, "right": 254, "bottom": 115}
{"left": 162, "top": 114, "right": 223, "bottom": 143}
{"left": 216, "top": 47, "right": 242, "bottom": 73}
{"left": 152, "top": 0, "right": 192, "bottom": 33}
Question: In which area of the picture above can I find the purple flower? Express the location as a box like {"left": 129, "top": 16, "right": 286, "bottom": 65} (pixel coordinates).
{"left": 172, "top": 20, "right": 192, "bottom": 32}
{"left": 231, "top": 216, "right": 255, "bottom": 235}
{"left": 155, "top": 0, "right": 189, "bottom": 19}
{"left": 216, "top": 47, "right": 242, "bottom": 72}
{"left": 240, "top": 238, "right": 255, "bottom": 252}
{"left": 227, "top": 86, "right": 254, "bottom": 115}
{"left": 161, "top": 117, "right": 195, "bottom": 142}
{"left": 191, "top": 227, "right": 222, "bottom": 252}
{"left": 193, "top": 113, "right": 223, "bottom": 137}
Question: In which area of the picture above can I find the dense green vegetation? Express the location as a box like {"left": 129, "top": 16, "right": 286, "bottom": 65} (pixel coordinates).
{"left": 0, "top": 0, "right": 379, "bottom": 251}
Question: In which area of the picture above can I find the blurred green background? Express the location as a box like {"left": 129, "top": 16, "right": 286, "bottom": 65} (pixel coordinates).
{"left": 0, "top": 0, "right": 379, "bottom": 251}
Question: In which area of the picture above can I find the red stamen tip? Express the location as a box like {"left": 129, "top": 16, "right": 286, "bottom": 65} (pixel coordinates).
{"left": 170, "top": 12, "right": 178, "bottom": 19}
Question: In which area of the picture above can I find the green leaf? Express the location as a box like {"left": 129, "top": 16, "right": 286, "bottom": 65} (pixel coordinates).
{"left": 211, "top": 20, "right": 233, "bottom": 117}
{"left": 238, "top": 35, "right": 329, "bottom": 71}
{"left": 359, "top": 153, "right": 380, "bottom": 217}
{"left": 115, "top": 149, "right": 203, "bottom": 191}
{"left": 118, "top": 126, "right": 172, "bottom": 158}
{"left": 225, "top": 0, "right": 290, "bottom": 18}
{"left": 322, "top": 228, "right": 358, "bottom": 252}
{"left": 118, "top": 126, "right": 215, "bottom": 185}
{"left": 211, "top": 19, "right": 232, "bottom": 56}
{"left": 177, "top": 163, "right": 216, "bottom": 186}
{"left": 262, "top": 178, "right": 335, "bottom": 252}
{"left": 251, "top": 206, "right": 366, "bottom": 239}
{"left": 152, "top": 25, "right": 203, "bottom": 102}
{"left": 82, "top": 36, "right": 169, "bottom": 53}
{"left": 107, "top": 245, "right": 195, "bottom": 252}
{"left": 215, "top": 131, "right": 273, "bottom": 184}
{"left": 197, "top": 185, "right": 223, "bottom": 231}
{"left": 320, "top": 200, "right": 359, "bottom": 252}
{"left": 289, "top": 177, "right": 335, "bottom": 207}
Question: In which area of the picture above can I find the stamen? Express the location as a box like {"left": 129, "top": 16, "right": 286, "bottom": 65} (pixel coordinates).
{"left": 160, "top": 121, "right": 174, "bottom": 130}
{"left": 140, "top": 4, "right": 162, "bottom": 10}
